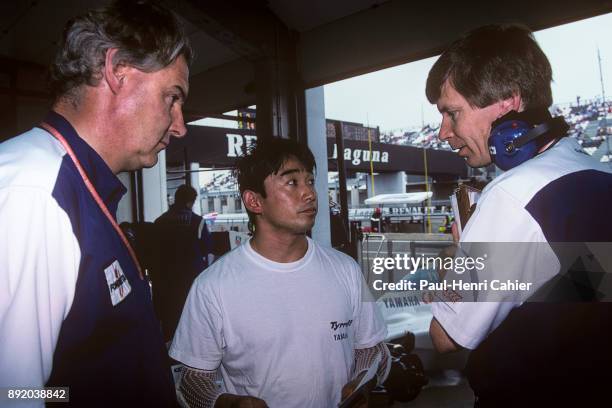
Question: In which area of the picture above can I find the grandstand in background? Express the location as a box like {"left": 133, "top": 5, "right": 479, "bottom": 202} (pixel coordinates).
{"left": 175, "top": 98, "right": 610, "bottom": 232}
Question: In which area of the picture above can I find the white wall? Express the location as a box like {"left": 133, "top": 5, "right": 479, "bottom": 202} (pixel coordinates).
{"left": 142, "top": 150, "right": 168, "bottom": 222}
{"left": 305, "top": 86, "right": 332, "bottom": 247}
{"left": 116, "top": 172, "right": 133, "bottom": 224}
{"left": 189, "top": 162, "right": 202, "bottom": 215}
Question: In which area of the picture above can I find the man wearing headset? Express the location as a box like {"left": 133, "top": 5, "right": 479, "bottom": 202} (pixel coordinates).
{"left": 425, "top": 24, "right": 612, "bottom": 406}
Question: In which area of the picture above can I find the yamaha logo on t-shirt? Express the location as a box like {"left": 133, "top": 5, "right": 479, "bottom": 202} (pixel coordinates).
{"left": 104, "top": 260, "right": 132, "bottom": 306}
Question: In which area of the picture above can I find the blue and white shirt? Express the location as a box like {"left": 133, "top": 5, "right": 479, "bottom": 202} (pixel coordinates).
{"left": 432, "top": 136, "right": 612, "bottom": 402}
{"left": 0, "top": 112, "right": 175, "bottom": 407}
{"left": 432, "top": 137, "right": 612, "bottom": 349}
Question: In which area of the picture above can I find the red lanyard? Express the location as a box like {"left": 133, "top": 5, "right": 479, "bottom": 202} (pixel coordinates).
{"left": 40, "top": 122, "right": 144, "bottom": 280}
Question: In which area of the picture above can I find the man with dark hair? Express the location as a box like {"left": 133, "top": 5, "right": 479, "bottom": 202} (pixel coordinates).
{"left": 425, "top": 24, "right": 612, "bottom": 405}
{"left": 169, "top": 138, "right": 390, "bottom": 407}
{"left": 0, "top": 1, "right": 191, "bottom": 405}
{"left": 234, "top": 137, "right": 316, "bottom": 234}
{"left": 154, "top": 185, "right": 213, "bottom": 341}
{"left": 174, "top": 184, "right": 199, "bottom": 209}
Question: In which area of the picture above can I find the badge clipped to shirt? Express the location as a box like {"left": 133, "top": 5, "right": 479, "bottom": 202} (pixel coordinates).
{"left": 104, "top": 260, "right": 132, "bottom": 306}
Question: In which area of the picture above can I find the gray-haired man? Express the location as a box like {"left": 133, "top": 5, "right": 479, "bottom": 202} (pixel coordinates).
{"left": 0, "top": 1, "right": 191, "bottom": 405}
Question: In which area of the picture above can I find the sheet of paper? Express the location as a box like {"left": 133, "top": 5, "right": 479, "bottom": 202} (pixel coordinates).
{"left": 355, "top": 354, "right": 380, "bottom": 390}
{"left": 338, "top": 354, "right": 381, "bottom": 408}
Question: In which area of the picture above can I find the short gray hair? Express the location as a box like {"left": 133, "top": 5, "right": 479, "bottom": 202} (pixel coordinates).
{"left": 50, "top": 0, "right": 192, "bottom": 101}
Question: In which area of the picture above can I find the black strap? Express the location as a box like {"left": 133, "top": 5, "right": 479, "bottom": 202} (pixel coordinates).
{"left": 511, "top": 116, "right": 569, "bottom": 150}
{"left": 513, "top": 122, "right": 551, "bottom": 149}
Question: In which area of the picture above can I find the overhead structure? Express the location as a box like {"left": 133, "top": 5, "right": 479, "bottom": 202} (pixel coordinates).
{"left": 1, "top": 0, "right": 611, "bottom": 226}
{"left": 1, "top": 0, "right": 611, "bottom": 139}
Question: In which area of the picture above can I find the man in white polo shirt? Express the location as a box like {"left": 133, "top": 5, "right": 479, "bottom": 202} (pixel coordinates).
{"left": 169, "top": 138, "right": 390, "bottom": 407}
{"left": 425, "top": 24, "right": 612, "bottom": 406}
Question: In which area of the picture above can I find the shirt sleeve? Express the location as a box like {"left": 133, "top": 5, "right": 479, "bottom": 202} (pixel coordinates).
{"left": 431, "top": 301, "right": 516, "bottom": 349}
{"left": 0, "top": 187, "right": 80, "bottom": 403}
{"left": 350, "top": 260, "right": 388, "bottom": 349}
{"left": 432, "top": 185, "right": 559, "bottom": 350}
{"left": 169, "top": 273, "right": 225, "bottom": 370}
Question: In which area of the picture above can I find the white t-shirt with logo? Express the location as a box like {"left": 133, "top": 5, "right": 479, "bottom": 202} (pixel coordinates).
{"left": 170, "top": 237, "right": 386, "bottom": 407}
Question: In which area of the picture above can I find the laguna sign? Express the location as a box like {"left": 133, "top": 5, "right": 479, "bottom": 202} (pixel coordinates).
{"left": 168, "top": 125, "right": 467, "bottom": 177}
{"left": 225, "top": 133, "right": 390, "bottom": 167}
{"left": 330, "top": 143, "right": 389, "bottom": 165}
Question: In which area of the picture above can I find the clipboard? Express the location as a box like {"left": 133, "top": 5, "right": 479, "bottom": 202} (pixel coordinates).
{"left": 450, "top": 184, "right": 482, "bottom": 237}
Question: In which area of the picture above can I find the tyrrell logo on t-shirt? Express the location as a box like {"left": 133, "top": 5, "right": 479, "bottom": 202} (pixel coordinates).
{"left": 330, "top": 319, "right": 353, "bottom": 341}
{"left": 104, "top": 260, "right": 132, "bottom": 306}
{"left": 330, "top": 320, "right": 353, "bottom": 331}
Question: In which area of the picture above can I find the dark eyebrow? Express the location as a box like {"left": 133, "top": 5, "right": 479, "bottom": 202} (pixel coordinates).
{"left": 278, "top": 168, "right": 314, "bottom": 178}
{"left": 173, "top": 85, "right": 188, "bottom": 101}
{"left": 279, "top": 168, "right": 301, "bottom": 177}
{"left": 440, "top": 103, "right": 461, "bottom": 112}
{"left": 438, "top": 106, "right": 459, "bottom": 115}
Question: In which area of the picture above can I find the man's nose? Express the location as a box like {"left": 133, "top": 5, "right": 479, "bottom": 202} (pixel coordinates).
{"left": 438, "top": 117, "right": 453, "bottom": 141}
{"left": 303, "top": 184, "right": 317, "bottom": 202}
{"left": 169, "top": 106, "right": 187, "bottom": 138}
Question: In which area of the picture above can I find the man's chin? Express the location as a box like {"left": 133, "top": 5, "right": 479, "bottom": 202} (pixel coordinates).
{"left": 141, "top": 154, "right": 160, "bottom": 169}
{"left": 296, "top": 221, "right": 316, "bottom": 234}
{"left": 465, "top": 155, "right": 492, "bottom": 168}
{"left": 124, "top": 156, "right": 159, "bottom": 172}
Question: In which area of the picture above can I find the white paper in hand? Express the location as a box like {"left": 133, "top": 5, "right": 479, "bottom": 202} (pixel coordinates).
{"left": 338, "top": 354, "right": 381, "bottom": 408}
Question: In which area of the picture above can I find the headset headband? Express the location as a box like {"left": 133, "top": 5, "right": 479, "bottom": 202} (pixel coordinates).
{"left": 488, "top": 109, "right": 569, "bottom": 171}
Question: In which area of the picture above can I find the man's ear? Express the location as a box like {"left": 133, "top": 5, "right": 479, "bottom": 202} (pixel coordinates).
{"left": 103, "top": 48, "right": 127, "bottom": 94}
{"left": 497, "top": 93, "right": 523, "bottom": 117}
{"left": 242, "top": 190, "right": 263, "bottom": 215}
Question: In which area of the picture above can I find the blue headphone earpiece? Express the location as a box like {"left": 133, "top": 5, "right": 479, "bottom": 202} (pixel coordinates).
{"left": 488, "top": 109, "right": 567, "bottom": 171}
{"left": 488, "top": 116, "right": 537, "bottom": 171}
